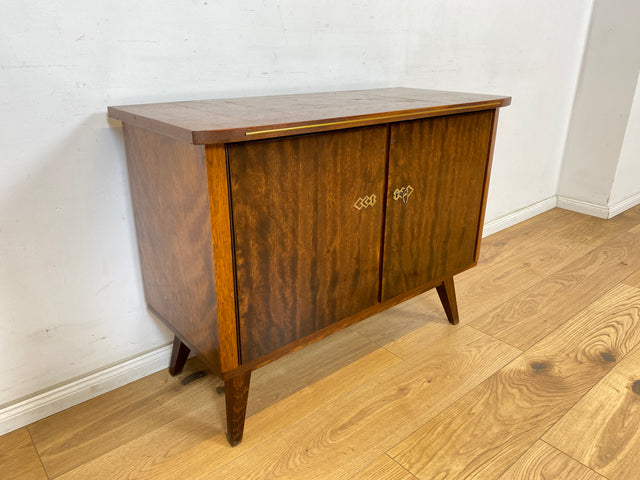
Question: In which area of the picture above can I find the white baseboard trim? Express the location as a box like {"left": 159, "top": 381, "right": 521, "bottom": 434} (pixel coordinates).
{"left": 557, "top": 192, "right": 640, "bottom": 219}
{"left": 557, "top": 196, "right": 609, "bottom": 219}
{"left": 609, "top": 192, "right": 640, "bottom": 218}
{"left": 482, "top": 196, "right": 558, "bottom": 237}
{"left": 0, "top": 344, "right": 172, "bottom": 436}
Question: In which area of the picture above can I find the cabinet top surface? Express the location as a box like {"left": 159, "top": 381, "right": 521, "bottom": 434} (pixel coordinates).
{"left": 108, "top": 87, "right": 511, "bottom": 144}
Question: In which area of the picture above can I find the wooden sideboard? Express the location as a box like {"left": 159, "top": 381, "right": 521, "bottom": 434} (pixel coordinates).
{"left": 108, "top": 88, "right": 511, "bottom": 445}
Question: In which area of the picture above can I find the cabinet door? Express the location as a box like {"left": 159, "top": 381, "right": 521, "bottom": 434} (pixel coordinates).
{"left": 381, "top": 110, "right": 495, "bottom": 301}
{"left": 228, "top": 126, "right": 387, "bottom": 363}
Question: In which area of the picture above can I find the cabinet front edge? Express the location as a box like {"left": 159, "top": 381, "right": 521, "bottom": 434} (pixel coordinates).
{"left": 194, "top": 100, "right": 511, "bottom": 144}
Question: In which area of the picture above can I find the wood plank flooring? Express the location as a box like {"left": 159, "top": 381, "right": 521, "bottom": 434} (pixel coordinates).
{"left": 2, "top": 206, "right": 640, "bottom": 479}
{"left": 0, "top": 428, "right": 47, "bottom": 480}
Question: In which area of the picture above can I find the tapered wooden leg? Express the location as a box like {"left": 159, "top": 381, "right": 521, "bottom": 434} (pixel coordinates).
{"left": 169, "top": 336, "right": 191, "bottom": 376}
{"left": 436, "top": 277, "right": 459, "bottom": 325}
{"left": 225, "top": 370, "right": 252, "bottom": 446}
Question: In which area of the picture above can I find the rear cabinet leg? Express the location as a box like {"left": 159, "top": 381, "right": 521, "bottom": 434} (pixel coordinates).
{"left": 224, "top": 370, "right": 252, "bottom": 446}
{"left": 436, "top": 276, "right": 460, "bottom": 325}
{"left": 169, "top": 336, "right": 191, "bottom": 376}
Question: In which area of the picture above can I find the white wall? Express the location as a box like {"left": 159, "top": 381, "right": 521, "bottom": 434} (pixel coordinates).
{"left": 610, "top": 73, "right": 640, "bottom": 207}
{"left": 397, "top": 2, "right": 593, "bottom": 222}
{"left": 558, "top": 0, "right": 640, "bottom": 215}
{"left": 1, "top": 0, "right": 592, "bottom": 421}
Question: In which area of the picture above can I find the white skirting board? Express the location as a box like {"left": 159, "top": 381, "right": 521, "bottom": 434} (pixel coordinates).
{"left": 0, "top": 344, "right": 173, "bottom": 436}
{"left": 2, "top": 192, "right": 638, "bottom": 436}
{"left": 482, "top": 196, "right": 558, "bottom": 237}
{"left": 557, "top": 196, "right": 610, "bottom": 218}
{"left": 558, "top": 192, "right": 640, "bottom": 219}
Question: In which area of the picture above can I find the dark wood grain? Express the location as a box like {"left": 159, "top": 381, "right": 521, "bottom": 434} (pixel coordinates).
{"left": 123, "top": 124, "right": 222, "bottom": 375}
{"left": 224, "top": 371, "right": 251, "bottom": 447}
{"left": 381, "top": 110, "right": 494, "bottom": 301}
{"left": 222, "top": 274, "right": 453, "bottom": 379}
{"left": 228, "top": 126, "right": 388, "bottom": 363}
{"left": 436, "top": 277, "right": 459, "bottom": 325}
{"left": 108, "top": 88, "right": 511, "bottom": 144}
{"left": 169, "top": 336, "right": 191, "bottom": 376}
{"left": 474, "top": 109, "right": 499, "bottom": 261}
{"left": 112, "top": 89, "right": 508, "bottom": 447}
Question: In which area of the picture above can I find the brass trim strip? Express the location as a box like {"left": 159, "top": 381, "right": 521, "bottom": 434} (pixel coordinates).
{"left": 245, "top": 102, "right": 502, "bottom": 136}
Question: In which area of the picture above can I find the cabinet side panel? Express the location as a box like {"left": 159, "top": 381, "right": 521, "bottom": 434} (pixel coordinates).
{"left": 474, "top": 109, "right": 499, "bottom": 261}
{"left": 229, "top": 126, "right": 387, "bottom": 363}
{"left": 122, "top": 124, "right": 221, "bottom": 374}
{"left": 382, "top": 111, "right": 494, "bottom": 301}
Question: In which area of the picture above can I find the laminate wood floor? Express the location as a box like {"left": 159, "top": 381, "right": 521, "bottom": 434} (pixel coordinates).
{"left": 3, "top": 206, "right": 640, "bottom": 479}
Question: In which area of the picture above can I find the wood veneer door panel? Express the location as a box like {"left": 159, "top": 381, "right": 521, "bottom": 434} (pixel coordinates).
{"left": 229, "top": 126, "right": 388, "bottom": 363}
{"left": 381, "top": 110, "right": 494, "bottom": 301}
